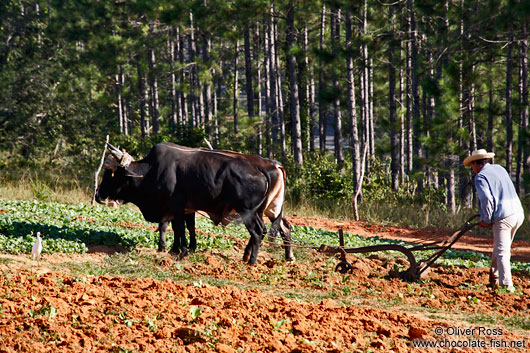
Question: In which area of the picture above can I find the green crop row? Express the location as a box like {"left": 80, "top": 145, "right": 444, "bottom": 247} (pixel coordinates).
{"left": 0, "top": 200, "right": 528, "bottom": 273}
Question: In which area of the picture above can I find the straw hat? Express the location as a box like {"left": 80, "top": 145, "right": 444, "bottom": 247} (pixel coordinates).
{"left": 463, "top": 149, "right": 495, "bottom": 166}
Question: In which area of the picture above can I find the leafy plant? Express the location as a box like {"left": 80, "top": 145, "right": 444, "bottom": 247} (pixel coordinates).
{"left": 118, "top": 312, "right": 136, "bottom": 327}
{"left": 144, "top": 315, "right": 159, "bottom": 332}
{"left": 270, "top": 318, "right": 289, "bottom": 333}
{"left": 1, "top": 199, "right": 529, "bottom": 276}
{"left": 466, "top": 295, "right": 480, "bottom": 304}
{"left": 190, "top": 306, "right": 202, "bottom": 321}
{"left": 28, "top": 303, "right": 57, "bottom": 319}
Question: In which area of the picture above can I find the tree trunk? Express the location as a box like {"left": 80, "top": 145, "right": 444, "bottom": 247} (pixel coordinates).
{"left": 303, "top": 27, "right": 316, "bottom": 152}
{"left": 169, "top": 29, "right": 177, "bottom": 130}
{"left": 318, "top": 5, "right": 327, "bottom": 153}
{"left": 399, "top": 54, "right": 406, "bottom": 183}
{"left": 426, "top": 48, "right": 435, "bottom": 187}
{"left": 405, "top": 25, "right": 413, "bottom": 175}
{"left": 517, "top": 22, "right": 529, "bottom": 193}
{"left": 408, "top": 0, "right": 421, "bottom": 188}
{"left": 255, "top": 26, "right": 262, "bottom": 155}
{"left": 126, "top": 100, "right": 133, "bottom": 135}
{"left": 178, "top": 34, "right": 188, "bottom": 126}
{"left": 214, "top": 80, "right": 221, "bottom": 145}
{"left": 387, "top": 5, "right": 399, "bottom": 191}
{"left": 115, "top": 66, "right": 124, "bottom": 134}
{"left": 197, "top": 45, "right": 205, "bottom": 128}
{"left": 447, "top": 157, "right": 456, "bottom": 214}
{"left": 137, "top": 59, "right": 150, "bottom": 137}
{"left": 304, "top": 26, "right": 317, "bottom": 153}
{"left": 189, "top": 12, "right": 197, "bottom": 127}
{"left": 468, "top": 74, "right": 477, "bottom": 152}
{"left": 268, "top": 5, "right": 278, "bottom": 151}
{"left": 174, "top": 27, "right": 182, "bottom": 126}
{"left": 330, "top": 8, "right": 343, "bottom": 171}
{"left": 233, "top": 40, "right": 239, "bottom": 134}
{"left": 244, "top": 24, "right": 254, "bottom": 119}
{"left": 505, "top": 31, "right": 514, "bottom": 174}
{"left": 121, "top": 69, "right": 127, "bottom": 136}
{"left": 458, "top": 0, "right": 472, "bottom": 208}
{"left": 273, "top": 9, "right": 286, "bottom": 157}
{"left": 264, "top": 17, "right": 272, "bottom": 157}
{"left": 487, "top": 56, "right": 495, "bottom": 152}
{"left": 203, "top": 36, "right": 212, "bottom": 140}
{"left": 147, "top": 45, "right": 160, "bottom": 135}
{"left": 353, "top": 144, "right": 368, "bottom": 221}
{"left": 369, "top": 59, "right": 375, "bottom": 159}
{"left": 286, "top": 0, "right": 303, "bottom": 165}
{"left": 346, "top": 12, "right": 361, "bottom": 201}
{"left": 361, "top": 0, "right": 371, "bottom": 174}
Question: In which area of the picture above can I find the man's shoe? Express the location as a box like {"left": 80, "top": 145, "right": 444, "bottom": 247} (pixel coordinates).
{"left": 496, "top": 285, "right": 515, "bottom": 293}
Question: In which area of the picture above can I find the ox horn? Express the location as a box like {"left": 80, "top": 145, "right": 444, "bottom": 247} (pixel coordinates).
{"left": 107, "top": 142, "right": 124, "bottom": 160}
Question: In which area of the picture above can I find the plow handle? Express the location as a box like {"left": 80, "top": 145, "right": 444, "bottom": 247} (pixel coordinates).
{"left": 416, "top": 214, "right": 481, "bottom": 277}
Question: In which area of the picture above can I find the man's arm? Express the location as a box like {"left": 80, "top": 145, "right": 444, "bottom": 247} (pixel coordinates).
{"left": 475, "top": 174, "right": 494, "bottom": 224}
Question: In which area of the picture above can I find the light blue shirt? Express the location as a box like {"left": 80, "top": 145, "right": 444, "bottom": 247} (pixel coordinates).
{"left": 474, "top": 163, "right": 524, "bottom": 224}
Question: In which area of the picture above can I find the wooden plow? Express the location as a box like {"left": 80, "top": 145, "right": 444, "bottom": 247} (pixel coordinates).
{"left": 317, "top": 214, "right": 481, "bottom": 282}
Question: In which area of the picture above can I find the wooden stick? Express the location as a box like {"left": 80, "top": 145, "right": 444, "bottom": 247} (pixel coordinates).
{"left": 92, "top": 135, "right": 109, "bottom": 205}
{"left": 352, "top": 143, "right": 368, "bottom": 221}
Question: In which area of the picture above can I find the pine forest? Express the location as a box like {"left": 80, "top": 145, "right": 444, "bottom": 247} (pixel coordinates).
{"left": 1, "top": 0, "right": 529, "bottom": 224}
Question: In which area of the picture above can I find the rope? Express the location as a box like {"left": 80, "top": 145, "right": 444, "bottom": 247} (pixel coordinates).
{"left": 193, "top": 211, "right": 468, "bottom": 254}
{"left": 194, "top": 210, "right": 317, "bottom": 250}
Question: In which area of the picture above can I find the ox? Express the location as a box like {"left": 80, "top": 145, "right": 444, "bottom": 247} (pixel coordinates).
{"left": 95, "top": 142, "right": 284, "bottom": 265}
{"left": 163, "top": 149, "right": 295, "bottom": 262}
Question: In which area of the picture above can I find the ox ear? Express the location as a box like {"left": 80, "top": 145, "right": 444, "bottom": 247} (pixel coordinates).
{"left": 124, "top": 167, "right": 143, "bottom": 178}
{"left": 103, "top": 159, "right": 120, "bottom": 170}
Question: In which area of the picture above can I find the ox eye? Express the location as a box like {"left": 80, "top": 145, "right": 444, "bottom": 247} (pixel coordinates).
{"left": 112, "top": 171, "right": 115, "bottom": 177}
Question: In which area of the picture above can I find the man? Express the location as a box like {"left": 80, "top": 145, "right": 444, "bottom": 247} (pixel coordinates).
{"left": 464, "top": 149, "right": 525, "bottom": 293}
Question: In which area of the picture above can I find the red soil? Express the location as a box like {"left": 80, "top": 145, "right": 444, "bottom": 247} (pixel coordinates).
{"left": 1, "top": 215, "right": 529, "bottom": 352}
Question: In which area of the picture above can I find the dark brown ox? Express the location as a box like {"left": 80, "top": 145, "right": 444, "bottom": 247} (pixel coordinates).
{"left": 163, "top": 149, "right": 294, "bottom": 262}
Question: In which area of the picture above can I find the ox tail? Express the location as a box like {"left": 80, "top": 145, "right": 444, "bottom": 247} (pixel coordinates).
{"left": 267, "top": 164, "right": 294, "bottom": 261}
{"left": 251, "top": 165, "right": 273, "bottom": 241}
{"left": 255, "top": 165, "right": 272, "bottom": 217}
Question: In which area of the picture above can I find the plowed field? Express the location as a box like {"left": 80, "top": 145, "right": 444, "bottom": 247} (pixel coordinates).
{"left": 0, "top": 215, "right": 529, "bottom": 352}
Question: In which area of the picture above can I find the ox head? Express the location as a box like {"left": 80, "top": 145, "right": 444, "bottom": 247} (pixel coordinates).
{"left": 95, "top": 143, "right": 140, "bottom": 204}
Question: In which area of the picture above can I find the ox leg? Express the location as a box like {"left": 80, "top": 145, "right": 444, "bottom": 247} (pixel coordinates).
{"left": 279, "top": 217, "right": 295, "bottom": 261}
{"left": 158, "top": 221, "right": 169, "bottom": 252}
{"left": 170, "top": 215, "right": 189, "bottom": 259}
{"left": 267, "top": 227, "right": 278, "bottom": 242}
{"left": 267, "top": 214, "right": 278, "bottom": 242}
{"left": 185, "top": 213, "right": 197, "bottom": 252}
{"left": 243, "top": 216, "right": 266, "bottom": 265}
{"left": 269, "top": 214, "right": 295, "bottom": 261}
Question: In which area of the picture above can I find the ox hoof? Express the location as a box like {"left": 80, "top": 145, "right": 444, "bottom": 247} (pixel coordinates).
{"left": 178, "top": 248, "right": 189, "bottom": 260}
{"left": 169, "top": 248, "right": 181, "bottom": 256}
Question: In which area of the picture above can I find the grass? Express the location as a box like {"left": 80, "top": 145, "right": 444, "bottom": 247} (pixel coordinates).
{"left": 0, "top": 173, "right": 93, "bottom": 204}
{"left": 464, "top": 313, "right": 530, "bottom": 332}
{"left": 63, "top": 251, "right": 192, "bottom": 281}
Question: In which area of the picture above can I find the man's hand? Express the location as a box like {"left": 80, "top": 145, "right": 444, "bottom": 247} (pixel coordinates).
{"left": 479, "top": 221, "right": 492, "bottom": 228}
